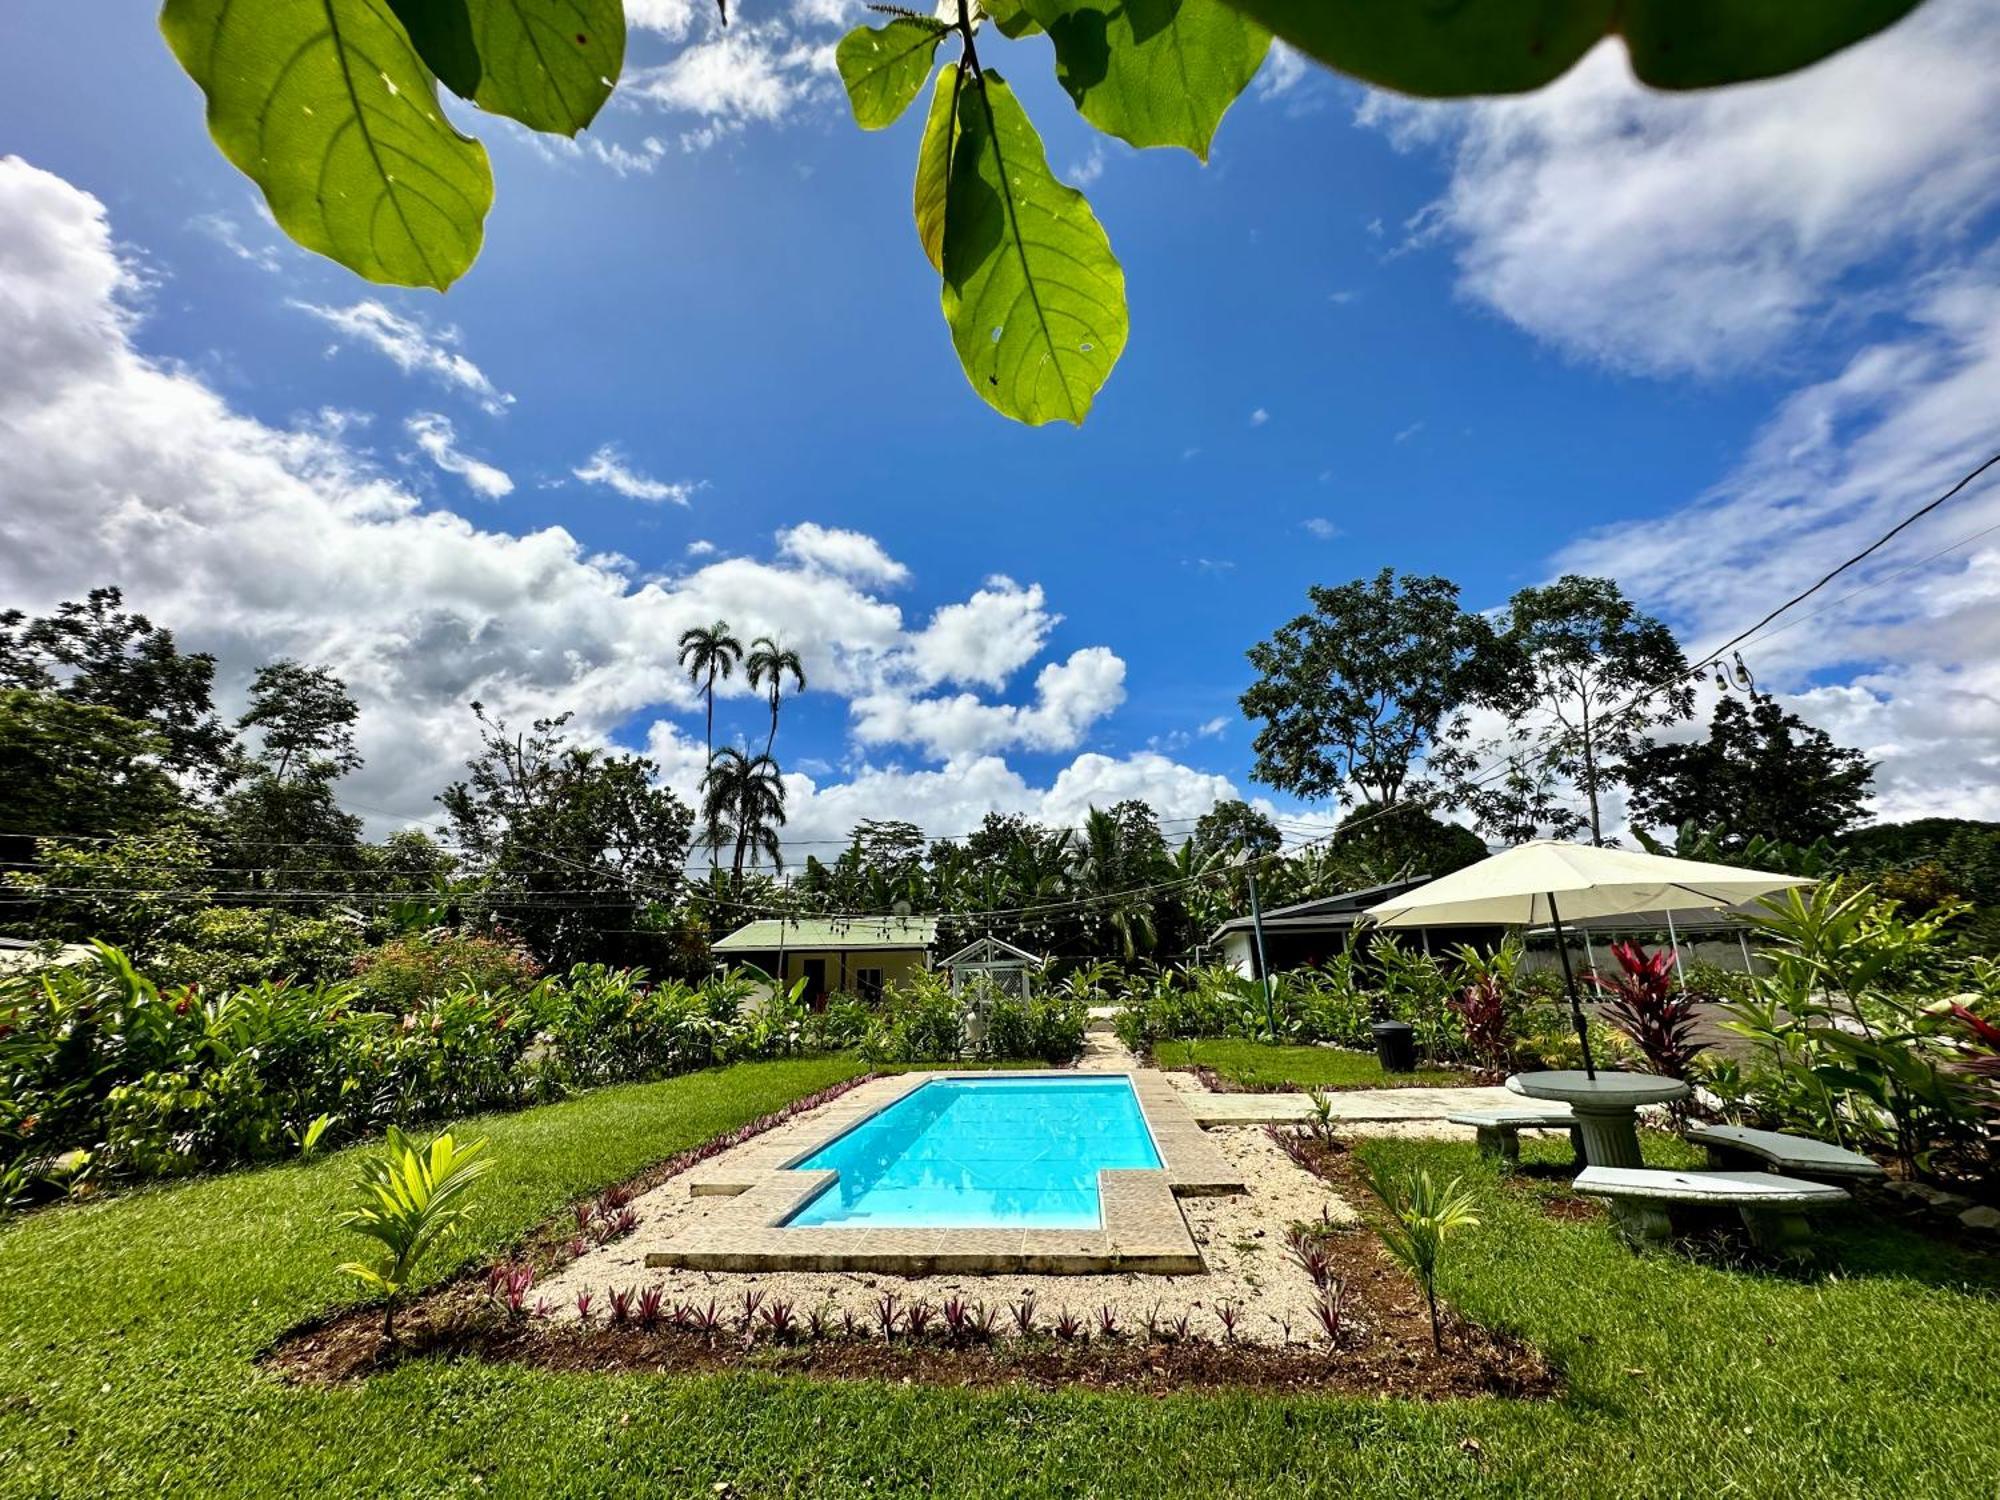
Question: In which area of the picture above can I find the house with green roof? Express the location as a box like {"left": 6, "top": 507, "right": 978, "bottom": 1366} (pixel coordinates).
{"left": 710, "top": 916, "right": 939, "bottom": 1008}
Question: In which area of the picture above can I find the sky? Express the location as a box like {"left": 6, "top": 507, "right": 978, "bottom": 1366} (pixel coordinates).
{"left": 2, "top": 0, "right": 1997, "bottom": 864}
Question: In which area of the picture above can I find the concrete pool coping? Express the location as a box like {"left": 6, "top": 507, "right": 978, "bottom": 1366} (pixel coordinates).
{"left": 646, "top": 1070, "right": 1243, "bottom": 1276}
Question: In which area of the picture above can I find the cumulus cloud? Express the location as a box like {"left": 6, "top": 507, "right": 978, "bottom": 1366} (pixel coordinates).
{"left": 1360, "top": 2, "right": 2000, "bottom": 376}
{"left": 0, "top": 155, "right": 1211, "bottom": 840}
{"left": 776, "top": 522, "right": 909, "bottom": 585}
{"left": 404, "top": 412, "right": 514, "bottom": 499}
{"left": 624, "top": 19, "right": 832, "bottom": 148}
{"left": 572, "top": 444, "right": 703, "bottom": 504}
{"left": 849, "top": 647, "right": 1127, "bottom": 761}
{"left": 908, "top": 576, "right": 1055, "bottom": 690}
{"left": 188, "top": 211, "right": 281, "bottom": 273}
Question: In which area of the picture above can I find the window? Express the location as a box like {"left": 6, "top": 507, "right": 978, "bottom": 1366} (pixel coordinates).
{"left": 856, "top": 967, "right": 885, "bottom": 1002}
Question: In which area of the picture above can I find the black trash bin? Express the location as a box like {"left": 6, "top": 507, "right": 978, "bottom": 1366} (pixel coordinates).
{"left": 1370, "top": 1020, "right": 1417, "bottom": 1073}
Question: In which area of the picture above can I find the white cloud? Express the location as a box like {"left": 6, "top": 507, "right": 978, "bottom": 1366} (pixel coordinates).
{"left": 0, "top": 156, "right": 1214, "bottom": 841}
{"left": 1359, "top": 3, "right": 2000, "bottom": 376}
{"left": 1393, "top": 420, "right": 1423, "bottom": 443}
{"left": 404, "top": 412, "right": 514, "bottom": 499}
{"left": 572, "top": 443, "right": 703, "bottom": 505}
{"left": 1552, "top": 264, "right": 2000, "bottom": 823}
{"left": 1254, "top": 40, "right": 1312, "bottom": 104}
{"left": 685, "top": 538, "right": 717, "bottom": 557}
{"left": 908, "top": 576, "right": 1054, "bottom": 689}
{"left": 1249, "top": 407, "right": 1270, "bottom": 426}
{"left": 625, "top": 20, "right": 830, "bottom": 147}
{"left": 1198, "top": 716, "right": 1229, "bottom": 739}
{"left": 626, "top": 0, "right": 702, "bottom": 38}
{"left": 291, "top": 299, "right": 514, "bottom": 415}
{"left": 849, "top": 647, "right": 1127, "bottom": 760}
{"left": 1069, "top": 144, "right": 1106, "bottom": 187}
{"left": 1303, "top": 517, "right": 1340, "bottom": 540}
{"left": 776, "top": 522, "right": 909, "bottom": 585}
{"left": 188, "top": 212, "right": 281, "bottom": 273}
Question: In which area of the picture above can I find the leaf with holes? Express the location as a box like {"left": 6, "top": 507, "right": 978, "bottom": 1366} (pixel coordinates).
{"left": 161, "top": 0, "right": 493, "bottom": 290}
{"left": 1217, "top": 0, "right": 1925, "bottom": 97}
{"left": 1028, "top": 0, "right": 1268, "bottom": 159}
{"left": 389, "top": 0, "right": 625, "bottom": 136}
{"left": 940, "top": 71, "right": 1126, "bottom": 426}
{"left": 912, "top": 63, "right": 963, "bottom": 273}
{"left": 836, "top": 17, "right": 949, "bottom": 131}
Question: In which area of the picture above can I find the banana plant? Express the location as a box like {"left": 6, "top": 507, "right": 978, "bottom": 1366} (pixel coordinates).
{"left": 160, "top": 0, "right": 1926, "bottom": 425}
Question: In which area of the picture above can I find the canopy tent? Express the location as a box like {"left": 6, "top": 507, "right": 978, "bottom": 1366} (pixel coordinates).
{"left": 1363, "top": 841, "right": 1812, "bottom": 1077}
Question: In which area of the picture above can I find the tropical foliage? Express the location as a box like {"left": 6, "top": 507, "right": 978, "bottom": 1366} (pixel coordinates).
{"left": 336, "top": 1125, "right": 492, "bottom": 1341}
{"left": 152, "top": 1, "right": 1924, "bottom": 425}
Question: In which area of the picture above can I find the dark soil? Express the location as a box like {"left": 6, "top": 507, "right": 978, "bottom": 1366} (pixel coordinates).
{"left": 266, "top": 1081, "right": 1557, "bottom": 1402}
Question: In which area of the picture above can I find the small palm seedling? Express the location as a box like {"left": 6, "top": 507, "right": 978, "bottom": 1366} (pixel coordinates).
{"left": 335, "top": 1125, "right": 491, "bottom": 1345}
{"left": 1357, "top": 1159, "right": 1481, "bottom": 1353}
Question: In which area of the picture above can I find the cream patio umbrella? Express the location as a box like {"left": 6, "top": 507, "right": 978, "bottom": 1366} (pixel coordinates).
{"left": 1362, "top": 841, "right": 1813, "bottom": 1078}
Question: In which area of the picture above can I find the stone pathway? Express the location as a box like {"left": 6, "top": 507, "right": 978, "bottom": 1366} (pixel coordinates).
{"left": 1179, "top": 1084, "right": 1519, "bottom": 1126}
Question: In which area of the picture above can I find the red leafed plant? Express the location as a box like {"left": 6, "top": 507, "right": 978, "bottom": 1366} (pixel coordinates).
{"left": 1449, "top": 974, "right": 1513, "bottom": 1077}
{"left": 1947, "top": 1003, "right": 2000, "bottom": 1111}
{"left": 1589, "top": 941, "right": 1706, "bottom": 1082}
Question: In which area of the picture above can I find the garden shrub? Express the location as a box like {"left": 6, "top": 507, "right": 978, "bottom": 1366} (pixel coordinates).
{"left": 147, "top": 904, "right": 368, "bottom": 991}
{"left": 350, "top": 928, "right": 542, "bottom": 1009}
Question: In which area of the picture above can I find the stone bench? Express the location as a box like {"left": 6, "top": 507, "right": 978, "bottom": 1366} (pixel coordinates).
{"left": 1685, "top": 1124, "right": 1886, "bottom": 1185}
{"left": 1448, "top": 1108, "right": 1583, "bottom": 1171}
{"left": 1574, "top": 1166, "right": 1849, "bottom": 1259}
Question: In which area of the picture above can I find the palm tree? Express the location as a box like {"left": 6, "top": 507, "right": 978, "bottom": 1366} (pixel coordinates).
{"left": 701, "top": 748, "right": 788, "bottom": 884}
{"left": 745, "top": 636, "right": 806, "bottom": 758}
{"left": 676, "top": 620, "right": 744, "bottom": 766}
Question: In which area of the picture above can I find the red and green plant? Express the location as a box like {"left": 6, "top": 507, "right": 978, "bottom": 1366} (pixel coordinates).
{"left": 1590, "top": 941, "right": 1707, "bottom": 1082}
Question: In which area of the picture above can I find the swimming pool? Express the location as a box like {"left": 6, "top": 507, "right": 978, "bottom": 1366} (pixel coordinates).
{"left": 783, "top": 1075, "right": 1163, "bottom": 1230}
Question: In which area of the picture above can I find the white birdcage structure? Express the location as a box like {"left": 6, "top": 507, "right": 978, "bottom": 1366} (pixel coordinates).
{"left": 939, "top": 936, "right": 1046, "bottom": 1047}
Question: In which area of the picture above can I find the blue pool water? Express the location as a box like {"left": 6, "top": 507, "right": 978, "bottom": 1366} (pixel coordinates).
{"left": 784, "top": 1076, "right": 1162, "bottom": 1229}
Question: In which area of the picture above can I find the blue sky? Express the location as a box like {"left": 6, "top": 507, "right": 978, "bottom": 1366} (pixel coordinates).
{"left": 2, "top": 1, "right": 1996, "bottom": 856}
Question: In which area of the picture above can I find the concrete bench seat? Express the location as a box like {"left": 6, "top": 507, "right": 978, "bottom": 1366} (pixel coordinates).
{"left": 1448, "top": 1107, "right": 1583, "bottom": 1170}
{"left": 1575, "top": 1166, "right": 1849, "bottom": 1259}
{"left": 1685, "top": 1124, "right": 1886, "bottom": 1184}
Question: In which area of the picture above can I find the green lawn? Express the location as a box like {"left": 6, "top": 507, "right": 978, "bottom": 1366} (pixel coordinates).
{"left": 3, "top": 1059, "right": 1997, "bottom": 1496}
{"left": 1164, "top": 1037, "right": 1469, "bottom": 1090}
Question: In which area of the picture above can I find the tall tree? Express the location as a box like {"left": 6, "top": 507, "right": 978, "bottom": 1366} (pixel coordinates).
{"left": 676, "top": 620, "right": 744, "bottom": 767}
{"left": 1192, "top": 799, "right": 1282, "bottom": 860}
{"left": 745, "top": 636, "right": 806, "bottom": 758}
{"left": 219, "top": 660, "right": 366, "bottom": 889}
{"left": 235, "top": 659, "right": 361, "bottom": 783}
{"left": 1621, "top": 693, "right": 1875, "bottom": 848}
{"left": 1242, "top": 570, "right": 1504, "bottom": 808}
{"left": 699, "top": 747, "right": 787, "bottom": 884}
{"left": 0, "top": 587, "right": 236, "bottom": 792}
{"left": 0, "top": 691, "right": 184, "bottom": 871}
{"left": 438, "top": 705, "right": 693, "bottom": 966}
{"left": 1471, "top": 576, "right": 1694, "bottom": 846}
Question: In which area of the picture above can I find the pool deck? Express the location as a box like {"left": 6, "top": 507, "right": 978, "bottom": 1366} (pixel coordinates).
{"left": 649, "top": 1070, "right": 1239, "bottom": 1276}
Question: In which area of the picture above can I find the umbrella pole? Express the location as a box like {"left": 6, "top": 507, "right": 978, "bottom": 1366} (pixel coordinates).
{"left": 1547, "top": 892, "right": 1595, "bottom": 1080}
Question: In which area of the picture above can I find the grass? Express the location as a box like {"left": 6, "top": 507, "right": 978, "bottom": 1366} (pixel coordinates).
{"left": 1165, "top": 1037, "right": 1469, "bottom": 1090}
{"left": 3, "top": 1059, "right": 1997, "bottom": 1496}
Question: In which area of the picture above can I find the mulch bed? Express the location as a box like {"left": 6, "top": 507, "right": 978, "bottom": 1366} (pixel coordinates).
{"left": 264, "top": 1087, "right": 1557, "bottom": 1402}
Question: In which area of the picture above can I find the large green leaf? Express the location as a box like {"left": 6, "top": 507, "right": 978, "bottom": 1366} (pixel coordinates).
{"left": 913, "top": 64, "right": 964, "bottom": 273}
{"left": 389, "top": 0, "right": 624, "bottom": 136}
{"left": 1029, "top": 0, "right": 1269, "bottom": 159}
{"left": 835, "top": 17, "right": 949, "bottom": 131}
{"left": 1618, "top": 1, "right": 1928, "bottom": 91}
{"left": 161, "top": 0, "right": 492, "bottom": 290}
{"left": 940, "top": 71, "right": 1126, "bottom": 426}
{"left": 1217, "top": 0, "right": 1925, "bottom": 97}
{"left": 978, "top": 0, "right": 1045, "bottom": 38}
